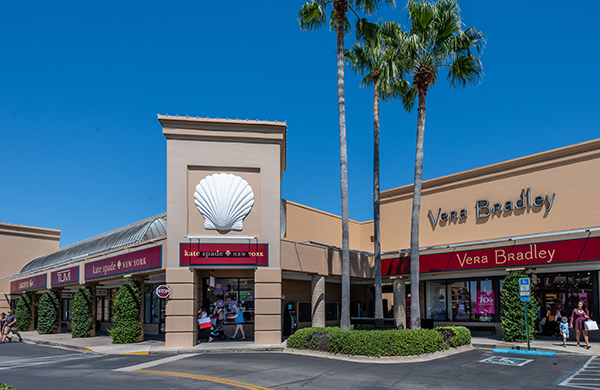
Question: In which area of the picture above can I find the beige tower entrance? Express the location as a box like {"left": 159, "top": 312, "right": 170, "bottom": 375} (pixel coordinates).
{"left": 160, "top": 116, "right": 286, "bottom": 348}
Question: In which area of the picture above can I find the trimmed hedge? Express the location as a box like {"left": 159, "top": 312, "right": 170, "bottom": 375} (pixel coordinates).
{"left": 108, "top": 281, "right": 142, "bottom": 344}
{"left": 287, "top": 326, "right": 472, "bottom": 357}
{"left": 15, "top": 294, "right": 31, "bottom": 331}
{"left": 435, "top": 326, "right": 471, "bottom": 348}
{"left": 71, "top": 286, "right": 94, "bottom": 338}
{"left": 37, "top": 290, "right": 60, "bottom": 334}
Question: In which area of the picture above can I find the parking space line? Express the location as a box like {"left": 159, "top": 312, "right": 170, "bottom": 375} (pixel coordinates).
{"left": 134, "top": 369, "right": 272, "bottom": 390}
{"left": 0, "top": 353, "right": 104, "bottom": 370}
{"left": 112, "top": 354, "right": 196, "bottom": 372}
{"left": 558, "top": 356, "right": 600, "bottom": 389}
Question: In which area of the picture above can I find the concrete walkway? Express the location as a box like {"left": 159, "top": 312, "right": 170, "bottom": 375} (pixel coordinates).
{"left": 9, "top": 331, "right": 600, "bottom": 357}
{"left": 472, "top": 334, "right": 599, "bottom": 356}
{"left": 12, "top": 331, "right": 285, "bottom": 355}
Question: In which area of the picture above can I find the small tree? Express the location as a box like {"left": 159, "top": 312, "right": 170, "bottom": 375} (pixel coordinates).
{"left": 71, "top": 286, "right": 94, "bottom": 338}
{"left": 15, "top": 293, "right": 32, "bottom": 331}
{"left": 501, "top": 271, "right": 539, "bottom": 342}
{"left": 37, "top": 290, "right": 60, "bottom": 334}
{"left": 109, "top": 280, "right": 142, "bottom": 344}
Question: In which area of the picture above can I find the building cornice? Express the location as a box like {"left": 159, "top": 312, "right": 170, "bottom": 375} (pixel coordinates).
{"left": 382, "top": 137, "right": 600, "bottom": 202}
{"left": 159, "top": 115, "right": 287, "bottom": 175}
{"left": 0, "top": 223, "right": 60, "bottom": 241}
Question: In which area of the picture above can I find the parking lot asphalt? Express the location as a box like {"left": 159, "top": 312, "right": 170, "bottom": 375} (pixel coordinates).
{"left": 0, "top": 342, "right": 593, "bottom": 390}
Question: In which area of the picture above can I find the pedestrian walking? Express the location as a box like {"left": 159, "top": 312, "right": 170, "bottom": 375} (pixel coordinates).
{"left": 571, "top": 301, "right": 592, "bottom": 349}
{"left": 197, "top": 307, "right": 214, "bottom": 343}
{"left": 560, "top": 316, "right": 570, "bottom": 347}
{"left": 1, "top": 310, "right": 23, "bottom": 343}
{"left": 0, "top": 313, "right": 6, "bottom": 338}
{"left": 229, "top": 305, "right": 245, "bottom": 340}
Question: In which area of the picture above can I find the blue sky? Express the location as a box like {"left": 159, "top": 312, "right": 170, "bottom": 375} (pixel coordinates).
{"left": 2, "top": 1, "right": 599, "bottom": 248}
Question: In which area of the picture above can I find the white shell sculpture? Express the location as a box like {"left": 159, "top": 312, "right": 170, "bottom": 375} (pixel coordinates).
{"left": 194, "top": 173, "right": 255, "bottom": 231}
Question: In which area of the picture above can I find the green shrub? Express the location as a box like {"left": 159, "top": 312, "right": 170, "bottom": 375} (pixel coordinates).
{"left": 0, "top": 384, "right": 16, "bottom": 390}
{"left": 109, "top": 281, "right": 142, "bottom": 344}
{"left": 71, "top": 286, "right": 94, "bottom": 338}
{"left": 501, "top": 271, "right": 539, "bottom": 342}
{"left": 37, "top": 290, "right": 60, "bottom": 334}
{"left": 15, "top": 294, "right": 32, "bottom": 331}
{"left": 435, "top": 326, "right": 471, "bottom": 347}
{"left": 286, "top": 327, "right": 448, "bottom": 357}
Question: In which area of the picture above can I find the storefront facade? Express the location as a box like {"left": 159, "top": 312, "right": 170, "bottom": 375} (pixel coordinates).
{"left": 5, "top": 117, "right": 600, "bottom": 345}
{"left": 378, "top": 139, "right": 600, "bottom": 333}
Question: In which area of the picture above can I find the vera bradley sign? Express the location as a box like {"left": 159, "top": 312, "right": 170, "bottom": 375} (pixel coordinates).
{"left": 84, "top": 246, "right": 162, "bottom": 280}
{"left": 382, "top": 236, "right": 600, "bottom": 276}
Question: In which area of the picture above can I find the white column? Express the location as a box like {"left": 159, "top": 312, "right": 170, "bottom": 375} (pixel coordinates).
{"left": 311, "top": 275, "right": 326, "bottom": 327}
{"left": 393, "top": 279, "right": 406, "bottom": 329}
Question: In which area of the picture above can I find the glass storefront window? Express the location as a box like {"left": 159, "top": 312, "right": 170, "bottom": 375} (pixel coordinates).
{"left": 533, "top": 272, "right": 595, "bottom": 323}
{"left": 144, "top": 285, "right": 162, "bottom": 324}
{"left": 426, "top": 281, "right": 448, "bottom": 320}
{"left": 205, "top": 278, "right": 255, "bottom": 323}
{"left": 452, "top": 282, "right": 471, "bottom": 321}
{"left": 62, "top": 298, "right": 73, "bottom": 321}
{"left": 427, "top": 278, "right": 497, "bottom": 322}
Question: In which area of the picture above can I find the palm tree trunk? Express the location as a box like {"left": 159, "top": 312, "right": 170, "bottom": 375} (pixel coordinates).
{"left": 410, "top": 90, "right": 426, "bottom": 330}
{"left": 373, "top": 85, "right": 383, "bottom": 319}
{"left": 335, "top": 0, "right": 351, "bottom": 331}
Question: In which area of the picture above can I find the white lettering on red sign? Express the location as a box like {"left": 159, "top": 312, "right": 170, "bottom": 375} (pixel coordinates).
{"left": 57, "top": 269, "right": 71, "bottom": 283}
{"left": 155, "top": 285, "right": 170, "bottom": 299}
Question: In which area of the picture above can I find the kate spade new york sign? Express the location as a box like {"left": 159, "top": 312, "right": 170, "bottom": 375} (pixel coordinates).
{"left": 428, "top": 188, "right": 556, "bottom": 227}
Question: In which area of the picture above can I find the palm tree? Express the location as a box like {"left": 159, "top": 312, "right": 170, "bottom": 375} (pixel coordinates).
{"left": 345, "top": 21, "right": 409, "bottom": 319}
{"left": 298, "top": 0, "right": 395, "bottom": 330}
{"left": 391, "top": 0, "right": 485, "bottom": 329}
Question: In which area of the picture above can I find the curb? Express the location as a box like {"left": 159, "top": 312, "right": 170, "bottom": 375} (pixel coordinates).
{"left": 282, "top": 344, "right": 474, "bottom": 364}
{"left": 473, "top": 343, "right": 577, "bottom": 355}
{"left": 20, "top": 338, "right": 285, "bottom": 355}
{"left": 147, "top": 346, "right": 285, "bottom": 355}
{"left": 21, "top": 339, "right": 89, "bottom": 352}
{"left": 493, "top": 348, "right": 555, "bottom": 356}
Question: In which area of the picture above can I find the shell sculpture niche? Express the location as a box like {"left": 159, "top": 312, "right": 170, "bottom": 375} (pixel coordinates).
{"left": 194, "top": 173, "right": 255, "bottom": 231}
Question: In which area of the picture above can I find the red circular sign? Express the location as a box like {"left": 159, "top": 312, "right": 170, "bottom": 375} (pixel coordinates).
{"left": 155, "top": 285, "right": 170, "bottom": 299}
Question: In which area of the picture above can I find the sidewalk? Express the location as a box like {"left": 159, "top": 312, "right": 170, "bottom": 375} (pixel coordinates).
{"left": 13, "top": 331, "right": 285, "bottom": 355}
{"left": 471, "top": 334, "right": 599, "bottom": 356}
{"left": 11, "top": 331, "right": 599, "bottom": 357}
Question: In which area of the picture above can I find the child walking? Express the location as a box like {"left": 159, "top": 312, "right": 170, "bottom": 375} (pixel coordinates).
{"left": 229, "top": 305, "right": 246, "bottom": 340}
{"left": 560, "top": 316, "right": 570, "bottom": 347}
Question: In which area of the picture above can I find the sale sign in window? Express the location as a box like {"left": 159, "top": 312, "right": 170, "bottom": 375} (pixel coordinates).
{"left": 476, "top": 290, "right": 495, "bottom": 314}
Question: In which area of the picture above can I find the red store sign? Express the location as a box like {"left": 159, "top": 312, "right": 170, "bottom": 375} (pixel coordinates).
{"left": 84, "top": 246, "right": 162, "bottom": 281}
{"left": 383, "top": 236, "right": 600, "bottom": 276}
{"left": 180, "top": 243, "right": 268, "bottom": 266}
{"left": 11, "top": 274, "right": 47, "bottom": 293}
{"left": 51, "top": 266, "right": 79, "bottom": 287}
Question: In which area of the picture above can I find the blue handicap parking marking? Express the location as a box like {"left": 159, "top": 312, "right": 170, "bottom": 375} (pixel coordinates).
{"left": 480, "top": 356, "right": 533, "bottom": 367}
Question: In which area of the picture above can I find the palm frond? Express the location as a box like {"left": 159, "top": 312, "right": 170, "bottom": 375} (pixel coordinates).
{"left": 356, "top": 17, "right": 379, "bottom": 42}
{"left": 352, "top": 0, "right": 396, "bottom": 15}
{"left": 447, "top": 53, "right": 483, "bottom": 88}
{"left": 397, "top": 81, "right": 418, "bottom": 112}
{"left": 298, "top": 1, "right": 328, "bottom": 31}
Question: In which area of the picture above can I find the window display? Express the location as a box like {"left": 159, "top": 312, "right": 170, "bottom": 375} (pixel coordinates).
{"left": 427, "top": 278, "right": 496, "bottom": 322}
{"left": 426, "top": 281, "right": 447, "bottom": 320}
{"left": 205, "top": 278, "right": 255, "bottom": 323}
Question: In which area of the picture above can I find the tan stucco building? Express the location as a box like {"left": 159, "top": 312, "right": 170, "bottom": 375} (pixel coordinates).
{"left": 3, "top": 116, "right": 600, "bottom": 345}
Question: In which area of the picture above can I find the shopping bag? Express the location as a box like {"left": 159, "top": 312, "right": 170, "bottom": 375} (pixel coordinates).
{"left": 198, "top": 317, "right": 212, "bottom": 329}
{"left": 541, "top": 317, "right": 547, "bottom": 326}
{"left": 584, "top": 320, "right": 599, "bottom": 331}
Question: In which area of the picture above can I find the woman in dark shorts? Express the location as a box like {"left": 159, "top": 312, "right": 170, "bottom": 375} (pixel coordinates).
{"left": 571, "top": 301, "right": 592, "bottom": 349}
